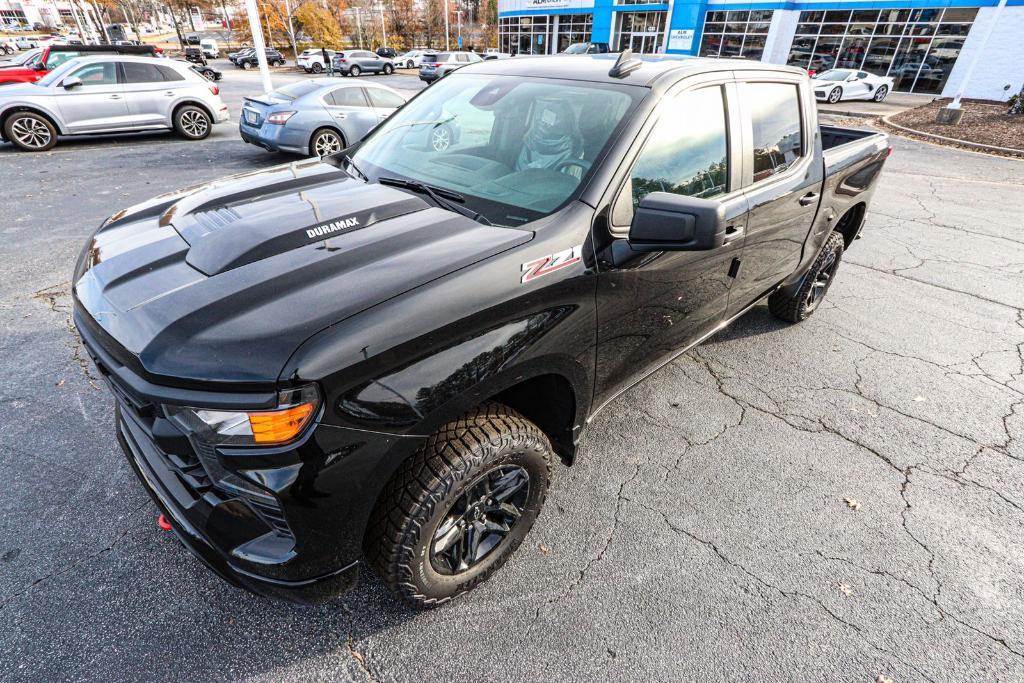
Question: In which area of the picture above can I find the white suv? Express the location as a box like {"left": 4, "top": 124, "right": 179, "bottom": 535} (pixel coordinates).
{"left": 297, "top": 48, "right": 335, "bottom": 74}
{"left": 0, "top": 55, "right": 229, "bottom": 151}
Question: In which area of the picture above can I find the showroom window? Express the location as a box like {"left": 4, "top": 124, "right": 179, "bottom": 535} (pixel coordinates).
{"left": 499, "top": 14, "right": 593, "bottom": 55}
{"left": 787, "top": 8, "right": 978, "bottom": 94}
{"left": 615, "top": 11, "right": 667, "bottom": 54}
{"left": 555, "top": 14, "right": 594, "bottom": 53}
{"left": 699, "top": 10, "right": 774, "bottom": 60}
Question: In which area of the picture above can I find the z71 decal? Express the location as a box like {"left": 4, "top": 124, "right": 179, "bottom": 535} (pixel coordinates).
{"left": 521, "top": 244, "right": 583, "bottom": 284}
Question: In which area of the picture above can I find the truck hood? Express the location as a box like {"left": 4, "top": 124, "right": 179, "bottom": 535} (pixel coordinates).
{"left": 73, "top": 159, "right": 532, "bottom": 386}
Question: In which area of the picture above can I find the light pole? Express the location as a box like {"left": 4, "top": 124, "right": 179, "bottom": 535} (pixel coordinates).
{"left": 243, "top": 0, "right": 273, "bottom": 93}
{"left": 355, "top": 7, "right": 363, "bottom": 47}
{"left": 377, "top": 5, "right": 387, "bottom": 49}
{"left": 444, "top": 0, "right": 450, "bottom": 50}
{"left": 456, "top": 9, "right": 462, "bottom": 49}
{"left": 949, "top": 0, "right": 1008, "bottom": 110}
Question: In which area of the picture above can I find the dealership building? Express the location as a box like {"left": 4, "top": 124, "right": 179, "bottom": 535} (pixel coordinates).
{"left": 497, "top": 0, "right": 1023, "bottom": 100}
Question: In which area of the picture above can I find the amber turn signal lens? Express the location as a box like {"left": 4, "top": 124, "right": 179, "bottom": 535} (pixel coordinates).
{"left": 248, "top": 403, "right": 315, "bottom": 444}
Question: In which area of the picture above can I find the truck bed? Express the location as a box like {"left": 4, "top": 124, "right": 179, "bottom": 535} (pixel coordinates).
{"left": 820, "top": 124, "right": 890, "bottom": 179}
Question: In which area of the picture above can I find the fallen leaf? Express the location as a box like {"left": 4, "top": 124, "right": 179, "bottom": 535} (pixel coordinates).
{"left": 912, "top": 396, "right": 926, "bottom": 402}
{"left": 844, "top": 497, "right": 862, "bottom": 511}
{"left": 538, "top": 543, "right": 550, "bottom": 555}
{"left": 876, "top": 675, "right": 894, "bottom": 683}
{"left": 839, "top": 582, "right": 852, "bottom": 597}
{"left": 55, "top": 379, "right": 65, "bottom": 387}
{"left": 351, "top": 650, "right": 366, "bottom": 666}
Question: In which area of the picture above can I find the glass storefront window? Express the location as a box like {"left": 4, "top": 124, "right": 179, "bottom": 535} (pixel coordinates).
{"left": 616, "top": 11, "right": 667, "bottom": 53}
{"left": 499, "top": 14, "right": 593, "bottom": 55}
{"left": 699, "top": 9, "right": 774, "bottom": 59}
{"left": 786, "top": 7, "right": 978, "bottom": 93}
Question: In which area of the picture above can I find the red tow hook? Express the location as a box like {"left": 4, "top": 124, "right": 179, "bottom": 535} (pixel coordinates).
{"left": 157, "top": 514, "right": 173, "bottom": 531}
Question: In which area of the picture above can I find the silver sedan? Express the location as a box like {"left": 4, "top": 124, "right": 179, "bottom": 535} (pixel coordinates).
{"left": 0, "top": 55, "right": 229, "bottom": 151}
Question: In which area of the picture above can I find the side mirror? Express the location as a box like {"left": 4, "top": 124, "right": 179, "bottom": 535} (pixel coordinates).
{"left": 628, "top": 192, "right": 726, "bottom": 252}
{"left": 61, "top": 76, "right": 83, "bottom": 89}
{"left": 847, "top": 75, "right": 859, "bottom": 82}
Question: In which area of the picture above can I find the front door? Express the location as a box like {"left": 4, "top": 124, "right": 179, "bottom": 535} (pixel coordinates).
{"left": 323, "top": 85, "right": 380, "bottom": 143}
{"left": 726, "top": 80, "right": 821, "bottom": 317}
{"left": 53, "top": 61, "right": 129, "bottom": 133}
{"left": 629, "top": 33, "right": 659, "bottom": 54}
{"left": 593, "top": 82, "right": 747, "bottom": 407}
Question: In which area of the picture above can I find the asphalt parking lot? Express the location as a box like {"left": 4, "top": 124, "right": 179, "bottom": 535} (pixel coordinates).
{"left": 1, "top": 63, "right": 1023, "bottom": 682}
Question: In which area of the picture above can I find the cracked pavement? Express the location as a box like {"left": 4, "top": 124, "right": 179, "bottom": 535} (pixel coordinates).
{"left": 1, "top": 116, "right": 1023, "bottom": 682}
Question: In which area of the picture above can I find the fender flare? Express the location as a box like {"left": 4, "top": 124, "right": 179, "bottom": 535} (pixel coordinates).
{"left": 0, "top": 103, "right": 68, "bottom": 138}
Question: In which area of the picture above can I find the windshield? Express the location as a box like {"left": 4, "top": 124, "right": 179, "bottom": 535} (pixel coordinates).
{"left": 814, "top": 69, "right": 852, "bottom": 82}
{"left": 352, "top": 73, "right": 641, "bottom": 226}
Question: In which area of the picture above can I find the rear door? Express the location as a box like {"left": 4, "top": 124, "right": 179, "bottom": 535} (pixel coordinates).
{"left": 54, "top": 60, "right": 129, "bottom": 132}
{"left": 593, "top": 77, "right": 748, "bottom": 406}
{"left": 323, "top": 85, "right": 378, "bottom": 142}
{"left": 725, "top": 76, "right": 821, "bottom": 317}
{"left": 120, "top": 61, "right": 182, "bottom": 126}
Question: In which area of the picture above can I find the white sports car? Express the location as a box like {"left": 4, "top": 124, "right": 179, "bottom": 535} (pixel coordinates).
{"left": 811, "top": 69, "right": 894, "bottom": 104}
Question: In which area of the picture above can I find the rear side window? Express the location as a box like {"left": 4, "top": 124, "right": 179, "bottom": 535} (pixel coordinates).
{"left": 365, "top": 88, "right": 404, "bottom": 109}
{"left": 747, "top": 82, "right": 803, "bottom": 182}
{"left": 156, "top": 65, "right": 185, "bottom": 81}
{"left": 121, "top": 61, "right": 166, "bottom": 83}
{"left": 614, "top": 86, "right": 729, "bottom": 226}
{"left": 328, "top": 87, "right": 369, "bottom": 107}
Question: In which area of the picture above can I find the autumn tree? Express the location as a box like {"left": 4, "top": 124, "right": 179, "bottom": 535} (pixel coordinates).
{"left": 294, "top": 1, "right": 345, "bottom": 50}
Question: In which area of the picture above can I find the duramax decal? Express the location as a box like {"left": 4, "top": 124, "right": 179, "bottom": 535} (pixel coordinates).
{"left": 306, "top": 217, "right": 360, "bottom": 239}
{"left": 521, "top": 244, "right": 583, "bottom": 284}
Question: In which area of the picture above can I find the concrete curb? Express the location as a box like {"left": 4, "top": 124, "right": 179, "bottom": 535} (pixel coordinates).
{"left": 880, "top": 114, "right": 1024, "bottom": 157}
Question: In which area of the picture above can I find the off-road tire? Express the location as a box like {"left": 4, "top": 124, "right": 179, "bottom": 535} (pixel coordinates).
{"left": 769, "top": 230, "right": 845, "bottom": 323}
{"left": 367, "top": 403, "right": 553, "bottom": 608}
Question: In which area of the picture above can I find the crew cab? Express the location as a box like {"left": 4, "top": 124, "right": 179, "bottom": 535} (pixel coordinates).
{"left": 73, "top": 53, "right": 889, "bottom": 608}
{"left": 0, "top": 43, "right": 159, "bottom": 85}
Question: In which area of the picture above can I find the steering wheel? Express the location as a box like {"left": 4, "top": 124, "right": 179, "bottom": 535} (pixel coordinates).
{"left": 554, "top": 159, "right": 591, "bottom": 179}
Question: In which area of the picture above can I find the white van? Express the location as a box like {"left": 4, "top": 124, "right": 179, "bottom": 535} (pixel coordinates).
{"left": 201, "top": 39, "right": 219, "bottom": 58}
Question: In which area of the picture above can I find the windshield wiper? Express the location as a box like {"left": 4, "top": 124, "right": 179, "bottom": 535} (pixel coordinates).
{"left": 341, "top": 153, "right": 368, "bottom": 181}
{"left": 378, "top": 177, "right": 493, "bottom": 226}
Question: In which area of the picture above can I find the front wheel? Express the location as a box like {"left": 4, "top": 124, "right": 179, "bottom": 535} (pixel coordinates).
{"left": 174, "top": 105, "right": 212, "bottom": 140}
{"left": 828, "top": 87, "right": 843, "bottom": 104}
{"left": 382, "top": 63, "right": 394, "bottom": 75}
{"left": 4, "top": 112, "right": 57, "bottom": 151}
{"left": 406, "top": 60, "right": 414, "bottom": 68}
{"left": 769, "top": 231, "right": 845, "bottom": 323}
{"left": 367, "top": 404, "right": 553, "bottom": 608}
{"left": 240, "top": 60, "right": 251, "bottom": 70}
{"left": 873, "top": 85, "right": 889, "bottom": 102}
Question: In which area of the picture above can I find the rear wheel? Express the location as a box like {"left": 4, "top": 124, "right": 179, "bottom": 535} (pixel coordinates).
{"left": 309, "top": 128, "right": 343, "bottom": 157}
{"left": 382, "top": 63, "right": 394, "bottom": 75}
{"left": 4, "top": 111, "right": 57, "bottom": 151}
{"left": 349, "top": 64, "right": 361, "bottom": 77}
{"left": 769, "top": 231, "right": 845, "bottom": 323}
{"left": 367, "top": 404, "right": 553, "bottom": 608}
{"left": 311, "top": 62, "right": 323, "bottom": 74}
{"left": 827, "top": 87, "right": 842, "bottom": 104}
{"left": 240, "top": 60, "right": 251, "bottom": 70}
{"left": 174, "top": 105, "right": 212, "bottom": 140}
{"left": 406, "top": 60, "right": 414, "bottom": 68}
{"left": 873, "top": 85, "right": 889, "bottom": 102}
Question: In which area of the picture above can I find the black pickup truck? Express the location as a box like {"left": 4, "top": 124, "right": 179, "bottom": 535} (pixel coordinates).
{"left": 73, "top": 53, "right": 889, "bottom": 608}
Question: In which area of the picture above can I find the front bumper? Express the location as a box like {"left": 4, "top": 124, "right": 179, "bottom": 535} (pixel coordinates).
{"left": 73, "top": 308, "right": 420, "bottom": 604}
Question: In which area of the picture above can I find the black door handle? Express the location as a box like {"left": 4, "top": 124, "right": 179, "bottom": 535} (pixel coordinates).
{"left": 799, "top": 192, "right": 819, "bottom": 207}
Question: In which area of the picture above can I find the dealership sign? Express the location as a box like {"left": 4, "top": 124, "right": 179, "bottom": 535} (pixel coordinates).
{"left": 668, "top": 29, "right": 695, "bottom": 51}
{"left": 523, "top": 0, "right": 573, "bottom": 8}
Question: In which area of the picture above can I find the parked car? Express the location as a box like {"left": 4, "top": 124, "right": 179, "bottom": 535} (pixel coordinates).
{"left": 0, "top": 55, "right": 229, "bottom": 151}
{"left": 15, "top": 35, "right": 40, "bottom": 50}
{"left": 296, "top": 48, "right": 335, "bottom": 73}
{"left": 0, "top": 38, "right": 17, "bottom": 56}
{"left": 418, "top": 50, "right": 481, "bottom": 82}
{"left": 376, "top": 47, "right": 398, "bottom": 59}
{"left": 200, "top": 39, "right": 218, "bottom": 58}
{"left": 561, "top": 42, "right": 609, "bottom": 54}
{"left": 239, "top": 78, "right": 406, "bottom": 156}
{"left": 183, "top": 47, "right": 205, "bottom": 64}
{"left": 0, "top": 43, "right": 160, "bottom": 85}
{"left": 811, "top": 68, "right": 893, "bottom": 103}
{"left": 236, "top": 48, "right": 286, "bottom": 69}
{"left": 189, "top": 62, "right": 221, "bottom": 81}
{"left": 185, "top": 33, "right": 200, "bottom": 45}
{"left": 0, "top": 46, "right": 41, "bottom": 67}
{"left": 71, "top": 53, "right": 890, "bottom": 607}
{"left": 394, "top": 49, "right": 423, "bottom": 68}
{"left": 332, "top": 50, "right": 394, "bottom": 76}
{"left": 482, "top": 48, "right": 510, "bottom": 60}
{"left": 228, "top": 47, "right": 254, "bottom": 64}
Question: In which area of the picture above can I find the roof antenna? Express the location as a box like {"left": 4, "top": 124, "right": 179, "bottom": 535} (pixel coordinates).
{"left": 608, "top": 49, "right": 642, "bottom": 78}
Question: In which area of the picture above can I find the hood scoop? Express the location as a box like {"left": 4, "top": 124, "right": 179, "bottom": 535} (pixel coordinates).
{"left": 174, "top": 176, "right": 428, "bottom": 277}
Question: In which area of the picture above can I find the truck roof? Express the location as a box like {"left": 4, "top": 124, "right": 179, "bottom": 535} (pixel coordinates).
{"left": 470, "top": 53, "right": 806, "bottom": 87}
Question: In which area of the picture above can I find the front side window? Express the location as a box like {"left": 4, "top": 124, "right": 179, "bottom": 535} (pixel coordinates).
{"left": 69, "top": 62, "right": 118, "bottom": 86}
{"left": 612, "top": 86, "right": 729, "bottom": 227}
{"left": 747, "top": 82, "right": 803, "bottom": 182}
{"left": 353, "top": 74, "right": 640, "bottom": 225}
{"left": 365, "top": 88, "right": 405, "bottom": 109}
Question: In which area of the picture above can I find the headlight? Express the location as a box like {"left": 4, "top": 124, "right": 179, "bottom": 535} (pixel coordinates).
{"left": 165, "top": 384, "right": 320, "bottom": 447}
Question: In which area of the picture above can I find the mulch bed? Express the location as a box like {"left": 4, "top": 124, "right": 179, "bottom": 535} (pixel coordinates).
{"left": 884, "top": 98, "right": 1024, "bottom": 157}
